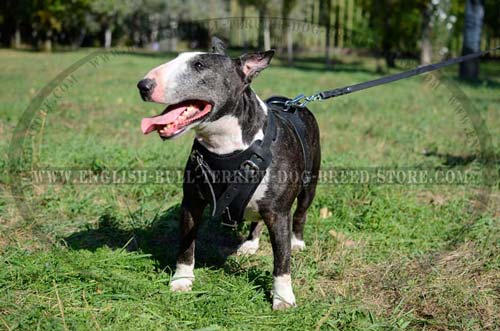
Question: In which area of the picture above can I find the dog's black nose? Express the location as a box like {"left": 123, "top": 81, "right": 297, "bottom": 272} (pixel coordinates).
{"left": 137, "top": 78, "right": 156, "bottom": 101}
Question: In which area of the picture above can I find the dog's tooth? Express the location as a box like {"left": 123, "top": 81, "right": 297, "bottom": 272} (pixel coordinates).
{"left": 186, "top": 106, "right": 196, "bottom": 116}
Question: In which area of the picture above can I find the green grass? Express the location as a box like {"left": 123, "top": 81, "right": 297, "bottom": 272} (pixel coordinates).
{"left": 1, "top": 49, "right": 499, "bottom": 330}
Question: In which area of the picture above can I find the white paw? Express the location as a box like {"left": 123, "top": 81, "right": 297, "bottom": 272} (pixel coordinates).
{"left": 291, "top": 234, "right": 306, "bottom": 251}
{"left": 237, "top": 238, "right": 259, "bottom": 256}
{"left": 170, "top": 263, "right": 194, "bottom": 292}
{"left": 170, "top": 278, "right": 193, "bottom": 292}
{"left": 272, "top": 275, "right": 297, "bottom": 310}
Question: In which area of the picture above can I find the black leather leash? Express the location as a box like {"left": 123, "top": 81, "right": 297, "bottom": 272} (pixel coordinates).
{"left": 285, "top": 46, "right": 500, "bottom": 108}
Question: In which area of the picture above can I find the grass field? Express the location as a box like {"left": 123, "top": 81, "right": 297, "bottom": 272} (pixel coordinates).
{"left": 1, "top": 49, "right": 499, "bottom": 330}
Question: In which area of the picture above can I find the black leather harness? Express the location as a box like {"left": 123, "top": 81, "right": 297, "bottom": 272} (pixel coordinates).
{"left": 185, "top": 96, "right": 311, "bottom": 227}
{"left": 267, "top": 96, "right": 313, "bottom": 186}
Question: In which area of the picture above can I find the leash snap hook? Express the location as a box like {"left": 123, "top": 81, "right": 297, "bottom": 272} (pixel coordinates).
{"left": 301, "top": 93, "right": 322, "bottom": 107}
{"left": 284, "top": 93, "right": 305, "bottom": 110}
{"left": 285, "top": 93, "right": 322, "bottom": 109}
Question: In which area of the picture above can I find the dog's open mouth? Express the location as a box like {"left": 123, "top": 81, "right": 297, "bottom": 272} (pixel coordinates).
{"left": 141, "top": 100, "right": 212, "bottom": 138}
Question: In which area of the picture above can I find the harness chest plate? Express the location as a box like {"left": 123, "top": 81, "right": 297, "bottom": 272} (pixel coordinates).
{"left": 184, "top": 96, "right": 312, "bottom": 227}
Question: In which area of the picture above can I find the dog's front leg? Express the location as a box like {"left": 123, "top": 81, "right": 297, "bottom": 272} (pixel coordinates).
{"left": 263, "top": 211, "right": 296, "bottom": 310}
{"left": 170, "top": 198, "right": 205, "bottom": 292}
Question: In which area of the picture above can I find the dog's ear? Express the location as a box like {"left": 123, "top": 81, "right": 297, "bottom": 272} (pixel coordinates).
{"left": 237, "top": 50, "right": 275, "bottom": 83}
{"left": 211, "top": 36, "right": 227, "bottom": 55}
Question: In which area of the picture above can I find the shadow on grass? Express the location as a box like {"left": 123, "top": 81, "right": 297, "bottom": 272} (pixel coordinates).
{"left": 223, "top": 256, "right": 274, "bottom": 301}
{"left": 424, "top": 151, "right": 499, "bottom": 168}
{"left": 446, "top": 76, "right": 500, "bottom": 89}
{"left": 64, "top": 206, "right": 276, "bottom": 302}
{"left": 64, "top": 204, "right": 244, "bottom": 271}
{"left": 424, "top": 151, "right": 478, "bottom": 167}
{"left": 273, "top": 58, "right": 379, "bottom": 76}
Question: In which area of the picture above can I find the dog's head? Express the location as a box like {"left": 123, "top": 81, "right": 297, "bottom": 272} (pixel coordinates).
{"left": 138, "top": 37, "right": 274, "bottom": 139}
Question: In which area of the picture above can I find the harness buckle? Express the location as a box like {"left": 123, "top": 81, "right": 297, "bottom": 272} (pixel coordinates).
{"left": 302, "top": 170, "right": 312, "bottom": 186}
{"left": 236, "top": 160, "right": 260, "bottom": 183}
{"left": 220, "top": 207, "right": 238, "bottom": 228}
{"left": 190, "top": 149, "right": 203, "bottom": 162}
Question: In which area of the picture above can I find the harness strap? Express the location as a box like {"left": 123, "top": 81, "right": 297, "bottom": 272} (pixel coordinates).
{"left": 267, "top": 96, "right": 313, "bottom": 186}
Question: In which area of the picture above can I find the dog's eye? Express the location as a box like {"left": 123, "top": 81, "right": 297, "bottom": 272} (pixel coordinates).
{"left": 194, "top": 61, "right": 205, "bottom": 70}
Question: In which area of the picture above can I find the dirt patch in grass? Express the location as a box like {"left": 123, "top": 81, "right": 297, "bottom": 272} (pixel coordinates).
{"left": 322, "top": 242, "right": 500, "bottom": 330}
{"left": 416, "top": 192, "right": 449, "bottom": 206}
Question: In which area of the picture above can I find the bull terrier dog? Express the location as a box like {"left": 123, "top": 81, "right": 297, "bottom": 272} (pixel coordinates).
{"left": 137, "top": 37, "right": 320, "bottom": 310}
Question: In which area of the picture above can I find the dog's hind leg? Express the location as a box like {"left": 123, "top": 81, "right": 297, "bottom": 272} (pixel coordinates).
{"left": 292, "top": 181, "right": 318, "bottom": 251}
{"left": 170, "top": 197, "right": 205, "bottom": 292}
{"left": 237, "top": 221, "right": 264, "bottom": 255}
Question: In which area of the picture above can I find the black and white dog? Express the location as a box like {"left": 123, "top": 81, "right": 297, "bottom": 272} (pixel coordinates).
{"left": 137, "top": 38, "right": 320, "bottom": 310}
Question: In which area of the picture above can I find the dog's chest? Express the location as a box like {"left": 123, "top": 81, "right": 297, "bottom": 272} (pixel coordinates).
{"left": 196, "top": 115, "right": 260, "bottom": 154}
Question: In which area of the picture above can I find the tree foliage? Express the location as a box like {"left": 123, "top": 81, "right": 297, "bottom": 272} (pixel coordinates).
{"left": 0, "top": 0, "right": 497, "bottom": 73}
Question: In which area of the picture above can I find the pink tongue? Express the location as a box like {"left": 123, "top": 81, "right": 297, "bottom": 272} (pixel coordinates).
{"left": 141, "top": 106, "right": 186, "bottom": 135}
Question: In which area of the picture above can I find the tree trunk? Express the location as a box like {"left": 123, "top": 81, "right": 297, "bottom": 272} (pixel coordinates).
{"left": 420, "top": 2, "right": 433, "bottom": 64}
{"left": 263, "top": 17, "right": 271, "bottom": 50}
{"left": 334, "top": 4, "right": 340, "bottom": 48}
{"left": 383, "top": 17, "right": 395, "bottom": 68}
{"left": 258, "top": 7, "right": 265, "bottom": 49}
{"left": 286, "top": 25, "right": 293, "bottom": 66}
{"left": 326, "top": 27, "right": 331, "bottom": 67}
{"left": 12, "top": 24, "right": 21, "bottom": 49}
{"left": 74, "top": 28, "right": 86, "bottom": 49}
{"left": 168, "top": 20, "right": 177, "bottom": 52}
{"left": 240, "top": 5, "right": 247, "bottom": 52}
{"left": 43, "top": 29, "right": 52, "bottom": 52}
{"left": 320, "top": 0, "right": 332, "bottom": 67}
{"left": 104, "top": 26, "right": 112, "bottom": 48}
{"left": 420, "top": 34, "right": 432, "bottom": 65}
{"left": 459, "top": 0, "right": 484, "bottom": 80}
{"left": 384, "top": 51, "right": 396, "bottom": 68}
{"left": 151, "top": 14, "right": 160, "bottom": 47}
{"left": 376, "top": 0, "right": 396, "bottom": 69}
{"left": 258, "top": 8, "right": 272, "bottom": 50}
{"left": 282, "top": 0, "right": 297, "bottom": 66}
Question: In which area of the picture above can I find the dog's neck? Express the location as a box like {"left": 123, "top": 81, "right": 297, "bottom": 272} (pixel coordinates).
{"left": 195, "top": 88, "right": 267, "bottom": 155}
